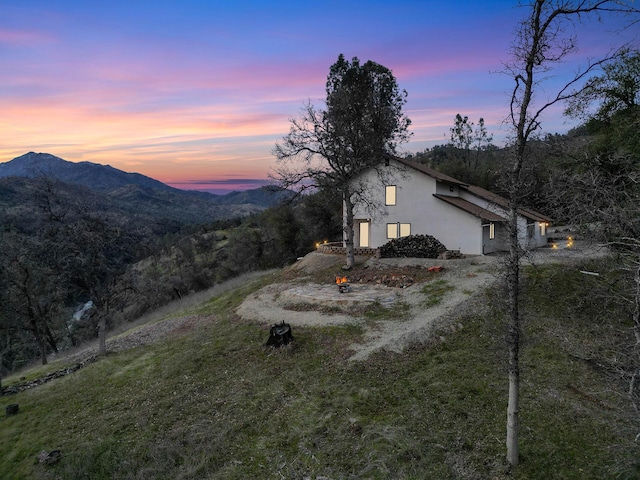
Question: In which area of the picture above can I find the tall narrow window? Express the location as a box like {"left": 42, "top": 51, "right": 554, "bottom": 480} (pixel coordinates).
{"left": 359, "top": 222, "right": 370, "bottom": 248}
{"left": 385, "top": 185, "right": 396, "bottom": 206}
{"left": 540, "top": 222, "right": 546, "bottom": 236}
{"left": 400, "top": 223, "right": 411, "bottom": 237}
{"left": 386, "top": 223, "right": 398, "bottom": 239}
{"left": 489, "top": 222, "right": 495, "bottom": 240}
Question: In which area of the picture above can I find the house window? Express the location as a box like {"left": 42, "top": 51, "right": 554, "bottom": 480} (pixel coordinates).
{"left": 385, "top": 185, "right": 396, "bottom": 206}
{"left": 489, "top": 222, "right": 495, "bottom": 240}
{"left": 387, "top": 223, "right": 410, "bottom": 239}
{"left": 449, "top": 185, "right": 455, "bottom": 193}
{"left": 540, "top": 222, "right": 546, "bottom": 236}
{"left": 359, "top": 221, "right": 370, "bottom": 248}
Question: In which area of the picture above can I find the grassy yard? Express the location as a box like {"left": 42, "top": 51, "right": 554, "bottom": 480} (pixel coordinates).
{"left": 1, "top": 259, "right": 637, "bottom": 479}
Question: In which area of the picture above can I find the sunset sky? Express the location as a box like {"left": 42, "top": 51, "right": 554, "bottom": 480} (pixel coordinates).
{"left": 1, "top": 1, "right": 636, "bottom": 193}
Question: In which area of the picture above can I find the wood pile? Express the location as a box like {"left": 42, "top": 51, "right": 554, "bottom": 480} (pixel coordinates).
{"left": 379, "top": 234, "right": 447, "bottom": 259}
{"left": 439, "top": 249, "right": 463, "bottom": 259}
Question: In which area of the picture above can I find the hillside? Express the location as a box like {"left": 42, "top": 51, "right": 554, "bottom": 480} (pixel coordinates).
{"left": 1, "top": 247, "right": 637, "bottom": 479}
{"left": 0, "top": 152, "right": 292, "bottom": 224}
{"left": 0, "top": 152, "right": 174, "bottom": 193}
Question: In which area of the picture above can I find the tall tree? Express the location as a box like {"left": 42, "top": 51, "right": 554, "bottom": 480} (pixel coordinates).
{"left": 272, "top": 54, "right": 411, "bottom": 268}
{"left": 503, "top": 0, "right": 639, "bottom": 466}
{"left": 565, "top": 49, "right": 640, "bottom": 122}
{"left": 449, "top": 114, "right": 494, "bottom": 171}
{"left": 449, "top": 113, "right": 475, "bottom": 167}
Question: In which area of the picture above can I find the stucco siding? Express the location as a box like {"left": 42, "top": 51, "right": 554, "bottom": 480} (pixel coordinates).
{"left": 352, "top": 163, "right": 484, "bottom": 254}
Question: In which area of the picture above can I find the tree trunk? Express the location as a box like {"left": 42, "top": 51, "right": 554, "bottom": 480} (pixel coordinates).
{"left": 27, "top": 315, "right": 48, "bottom": 365}
{"left": 506, "top": 204, "right": 521, "bottom": 466}
{"left": 343, "top": 191, "right": 356, "bottom": 269}
{"left": 38, "top": 338, "right": 48, "bottom": 365}
{"left": 43, "top": 320, "right": 59, "bottom": 354}
{"left": 632, "top": 262, "right": 640, "bottom": 415}
{"left": 98, "top": 316, "right": 107, "bottom": 356}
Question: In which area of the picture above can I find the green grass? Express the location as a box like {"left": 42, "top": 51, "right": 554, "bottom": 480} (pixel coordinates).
{"left": 420, "top": 279, "right": 454, "bottom": 307}
{"left": 1, "top": 259, "right": 638, "bottom": 479}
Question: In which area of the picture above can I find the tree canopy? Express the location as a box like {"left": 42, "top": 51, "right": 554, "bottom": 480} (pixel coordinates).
{"left": 272, "top": 54, "right": 411, "bottom": 267}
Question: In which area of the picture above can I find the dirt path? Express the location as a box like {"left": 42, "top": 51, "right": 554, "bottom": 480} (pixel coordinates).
{"left": 237, "top": 252, "right": 501, "bottom": 361}
{"left": 238, "top": 242, "right": 608, "bottom": 361}
{"left": 347, "top": 261, "right": 497, "bottom": 361}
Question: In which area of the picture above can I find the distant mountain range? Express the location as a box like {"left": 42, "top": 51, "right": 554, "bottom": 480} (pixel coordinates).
{"left": 0, "top": 152, "right": 292, "bottom": 225}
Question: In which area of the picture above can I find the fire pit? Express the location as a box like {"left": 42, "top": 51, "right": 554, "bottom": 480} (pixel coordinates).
{"left": 335, "top": 275, "right": 351, "bottom": 293}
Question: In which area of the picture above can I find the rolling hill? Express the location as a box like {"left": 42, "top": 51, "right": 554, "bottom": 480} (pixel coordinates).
{"left": 0, "top": 152, "right": 292, "bottom": 225}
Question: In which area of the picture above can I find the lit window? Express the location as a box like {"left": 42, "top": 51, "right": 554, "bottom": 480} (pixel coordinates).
{"left": 387, "top": 223, "right": 398, "bottom": 239}
{"left": 489, "top": 222, "right": 495, "bottom": 240}
{"left": 400, "top": 223, "right": 411, "bottom": 237}
{"left": 385, "top": 185, "right": 396, "bottom": 206}
{"left": 359, "top": 221, "right": 370, "bottom": 248}
{"left": 540, "top": 222, "right": 546, "bottom": 236}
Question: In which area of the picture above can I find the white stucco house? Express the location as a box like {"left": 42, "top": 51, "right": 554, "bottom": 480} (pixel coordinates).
{"left": 350, "top": 157, "right": 552, "bottom": 255}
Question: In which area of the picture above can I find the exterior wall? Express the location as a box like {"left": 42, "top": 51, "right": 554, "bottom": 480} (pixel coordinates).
{"left": 351, "top": 163, "right": 484, "bottom": 255}
{"left": 459, "top": 190, "right": 548, "bottom": 251}
{"left": 524, "top": 220, "right": 548, "bottom": 248}
{"left": 482, "top": 222, "right": 509, "bottom": 254}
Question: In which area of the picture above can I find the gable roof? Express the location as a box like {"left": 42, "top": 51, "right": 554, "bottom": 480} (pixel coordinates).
{"left": 378, "top": 157, "right": 551, "bottom": 223}
{"left": 394, "top": 157, "right": 469, "bottom": 187}
{"left": 462, "top": 184, "right": 552, "bottom": 223}
{"left": 433, "top": 194, "right": 507, "bottom": 222}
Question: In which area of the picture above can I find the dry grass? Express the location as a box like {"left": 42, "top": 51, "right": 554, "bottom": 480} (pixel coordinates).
{"left": 1, "top": 258, "right": 638, "bottom": 479}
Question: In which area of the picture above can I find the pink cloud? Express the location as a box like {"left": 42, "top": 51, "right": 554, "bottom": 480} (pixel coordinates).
{"left": 0, "top": 28, "right": 53, "bottom": 45}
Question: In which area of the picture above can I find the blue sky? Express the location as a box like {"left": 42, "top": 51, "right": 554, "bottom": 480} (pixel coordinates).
{"left": 1, "top": 1, "right": 637, "bottom": 192}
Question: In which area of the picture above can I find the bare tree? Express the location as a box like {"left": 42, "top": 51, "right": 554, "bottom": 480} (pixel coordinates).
{"left": 502, "top": 0, "right": 639, "bottom": 466}
{"left": 272, "top": 54, "right": 411, "bottom": 268}
{"left": 549, "top": 50, "right": 640, "bottom": 461}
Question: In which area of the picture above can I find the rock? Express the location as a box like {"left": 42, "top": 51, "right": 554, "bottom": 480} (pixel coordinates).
{"left": 37, "top": 450, "right": 62, "bottom": 466}
{"left": 5, "top": 403, "right": 19, "bottom": 416}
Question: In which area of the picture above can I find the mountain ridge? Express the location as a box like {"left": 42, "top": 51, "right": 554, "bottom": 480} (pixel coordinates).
{"left": 0, "top": 152, "right": 292, "bottom": 225}
{"left": 0, "top": 152, "right": 290, "bottom": 210}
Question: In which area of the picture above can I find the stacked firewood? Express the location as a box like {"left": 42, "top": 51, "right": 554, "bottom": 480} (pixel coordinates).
{"left": 379, "top": 234, "right": 447, "bottom": 259}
